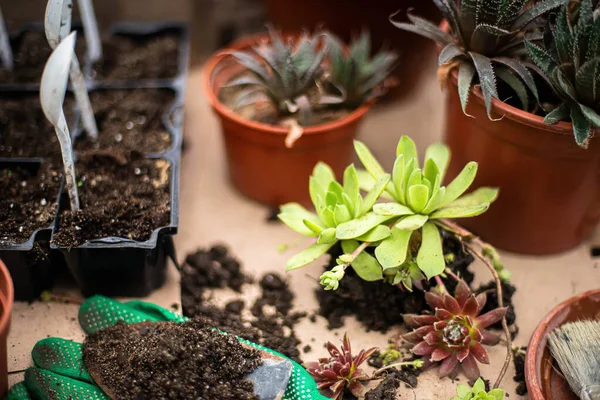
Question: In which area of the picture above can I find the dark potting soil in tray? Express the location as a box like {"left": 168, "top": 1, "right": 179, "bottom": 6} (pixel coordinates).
{"left": 316, "top": 232, "right": 475, "bottom": 333}
{"left": 0, "top": 30, "right": 86, "bottom": 85}
{"left": 91, "top": 30, "right": 180, "bottom": 81}
{"left": 0, "top": 94, "right": 76, "bottom": 158}
{"left": 82, "top": 319, "right": 262, "bottom": 400}
{"left": 74, "top": 89, "right": 175, "bottom": 156}
{"left": 52, "top": 154, "right": 171, "bottom": 247}
{"left": 0, "top": 163, "right": 61, "bottom": 244}
{"left": 181, "top": 245, "right": 306, "bottom": 363}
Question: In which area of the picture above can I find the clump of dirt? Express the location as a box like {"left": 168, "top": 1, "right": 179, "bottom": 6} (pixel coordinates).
{"left": 365, "top": 367, "right": 421, "bottom": 400}
{"left": 53, "top": 154, "right": 171, "bottom": 247}
{"left": 0, "top": 30, "right": 85, "bottom": 84}
{"left": 92, "top": 30, "right": 180, "bottom": 81}
{"left": 74, "top": 89, "right": 175, "bottom": 156}
{"left": 0, "top": 163, "right": 61, "bottom": 244}
{"left": 316, "top": 233, "right": 475, "bottom": 333}
{"left": 0, "top": 94, "right": 76, "bottom": 158}
{"left": 181, "top": 245, "right": 305, "bottom": 363}
{"left": 476, "top": 280, "right": 519, "bottom": 339}
{"left": 82, "top": 319, "right": 262, "bottom": 400}
{"left": 513, "top": 346, "right": 528, "bottom": 395}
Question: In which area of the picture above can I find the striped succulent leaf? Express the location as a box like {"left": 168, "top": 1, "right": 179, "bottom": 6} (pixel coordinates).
{"left": 526, "top": 0, "right": 600, "bottom": 148}
{"left": 392, "top": 0, "right": 569, "bottom": 118}
{"left": 327, "top": 31, "right": 398, "bottom": 108}
{"left": 224, "top": 26, "right": 342, "bottom": 125}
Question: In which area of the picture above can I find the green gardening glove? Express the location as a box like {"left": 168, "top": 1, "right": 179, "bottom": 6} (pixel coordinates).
{"left": 5, "top": 296, "right": 328, "bottom": 400}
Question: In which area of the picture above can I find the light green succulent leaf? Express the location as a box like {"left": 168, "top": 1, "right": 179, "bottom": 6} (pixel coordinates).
{"left": 402, "top": 159, "right": 416, "bottom": 202}
{"left": 416, "top": 222, "right": 445, "bottom": 279}
{"left": 328, "top": 180, "right": 344, "bottom": 203}
{"left": 354, "top": 140, "right": 386, "bottom": 180}
{"left": 309, "top": 177, "right": 326, "bottom": 211}
{"left": 278, "top": 203, "right": 321, "bottom": 236}
{"left": 312, "top": 162, "right": 336, "bottom": 189}
{"left": 356, "top": 168, "right": 377, "bottom": 191}
{"left": 354, "top": 194, "right": 364, "bottom": 218}
{"left": 355, "top": 225, "right": 391, "bottom": 242}
{"left": 424, "top": 142, "right": 450, "bottom": 181}
{"left": 342, "top": 164, "right": 360, "bottom": 202}
{"left": 488, "top": 389, "right": 505, "bottom": 400}
{"left": 341, "top": 240, "right": 383, "bottom": 281}
{"left": 325, "top": 191, "right": 339, "bottom": 208}
{"left": 446, "top": 187, "right": 499, "bottom": 208}
{"left": 422, "top": 178, "right": 445, "bottom": 215}
{"left": 373, "top": 202, "right": 414, "bottom": 217}
{"left": 336, "top": 212, "right": 393, "bottom": 239}
{"left": 317, "top": 227, "right": 337, "bottom": 244}
{"left": 392, "top": 154, "right": 406, "bottom": 203}
{"left": 395, "top": 214, "right": 429, "bottom": 231}
{"left": 441, "top": 161, "right": 478, "bottom": 207}
{"left": 423, "top": 158, "right": 440, "bottom": 192}
{"left": 456, "top": 383, "right": 471, "bottom": 398}
{"left": 303, "top": 218, "right": 325, "bottom": 234}
{"left": 430, "top": 204, "right": 489, "bottom": 219}
{"left": 407, "top": 184, "right": 430, "bottom": 213}
{"left": 286, "top": 242, "right": 334, "bottom": 271}
{"left": 374, "top": 227, "right": 412, "bottom": 269}
{"left": 334, "top": 204, "right": 353, "bottom": 225}
{"left": 341, "top": 192, "right": 356, "bottom": 218}
{"left": 361, "top": 174, "right": 392, "bottom": 215}
{"left": 396, "top": 136, "right": 418, "bottom": 166}
{"left": 321, "top": 207, "right": 336, "bottom": 228}
{"left": 472, "top": 379, "right": 485, "bottom": 394}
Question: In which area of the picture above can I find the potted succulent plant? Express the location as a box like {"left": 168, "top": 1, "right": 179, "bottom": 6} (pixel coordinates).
{"left": 392, "top": 0, "right": 600, "bottom": 255}
{"left": 203, "top": 27, "right": 397, "bottom": 206}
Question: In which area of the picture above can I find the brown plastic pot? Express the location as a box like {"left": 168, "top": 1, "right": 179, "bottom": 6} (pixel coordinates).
{"left": 0, "top": 260, "right": 14, "bottom": 398}
{"left": 203, "top": 34, "right": 370, "bottom": 207}
{"left": 525, "top": 288, "right": 600, "bottom": 400}
{"left": 439, "top": 22, "right": 600, "bottom": 255}
{"left": 263, "top": 0, "right": 441, "bottom": 102}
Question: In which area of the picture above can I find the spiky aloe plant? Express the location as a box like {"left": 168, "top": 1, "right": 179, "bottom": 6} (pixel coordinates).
{"left": 391, "top": 0, "right": 569, "bottom": 117}
{"left": 526, "top": 0, "right": 600, "bottom": 148}
{"left": 224, "top": 27, "right": 342, "bottom": 126}
{"left": 327, "top": 31, "right": 398, "bottom": 108}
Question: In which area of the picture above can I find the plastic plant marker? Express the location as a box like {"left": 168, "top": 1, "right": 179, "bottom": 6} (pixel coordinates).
{"left": 0, "top": 6, "right": 13, "bottom": 70}
{"left": 45, "top": 0, "right": 98, "bottom": 139}
{"left": 76, "top": 0, "right": 102, "bottom": 62}
{"left": 40, "top": 31, "right": 80, "bottom": 211}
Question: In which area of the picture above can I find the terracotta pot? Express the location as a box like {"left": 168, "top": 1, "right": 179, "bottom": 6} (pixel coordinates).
{"left": 439, "top": 21, "right": 600, "bottom": 255}
{"left": 525, "top": 289, "right": 600, "bottom": 400}
{"left": 0, "top": 260, "right": 14, "bottom": 398}
{"left": 262, "top": 0, "right": 440, "bottom": 102}
{"left": 203, "top": 34, "right": 370, "bottom": 207}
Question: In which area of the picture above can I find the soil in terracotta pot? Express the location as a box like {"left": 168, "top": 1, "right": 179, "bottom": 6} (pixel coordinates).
{"left": 365, "top": 367, "right": 421, "bottom": 400}
{"left": 181, "top": 245, "right": 306, "bottom": 363}
{"left": 82, "top": 319, "right": 262, "bottom": 400}
{"left": 0, "top": 93, "right": 76, "bottom": 158}
{"left": 0, "top": 163, "right": 61, "bottom": 244}
{"left": 316, "top": 232, "right": 475, "bottom": 333}
{"left": 52, "top": 154, "right": 171, "bottom": 247}
{"left": 91, "top": 30, "right": 180, "bottom": 81}
{"left": 74, "top": 89, "right": 175, "bottom": 156}
{"left": 219, "top": 72, "right": 352, "bottom": 126}
{"left": 475, "top": 280, "right": 519, "bottom": 339}
{"left": 0, "top": 30, "right": 86, "bottom": 85}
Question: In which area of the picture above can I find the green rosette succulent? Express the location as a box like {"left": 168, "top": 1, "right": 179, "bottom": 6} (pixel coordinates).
{"left": 451, "top": 378, "right": 505, "bottom": 400}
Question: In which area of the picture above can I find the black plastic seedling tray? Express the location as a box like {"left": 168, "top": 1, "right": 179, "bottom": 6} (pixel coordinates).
{"left": 0, "top": 21, "right": 188, "bottom": 298}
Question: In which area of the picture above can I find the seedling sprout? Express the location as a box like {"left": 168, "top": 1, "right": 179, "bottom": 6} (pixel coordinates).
{"left": 76, "top": 0, "right": 101, "bottom": 62}
{"left": 0, "top": 6, "right": 13, "bottom": 71}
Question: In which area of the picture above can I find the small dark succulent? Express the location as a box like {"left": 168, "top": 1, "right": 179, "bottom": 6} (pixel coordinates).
{"left": 224, "top": 26, "right": 342, "bottom": 125}
{"left": 327, "top": 31, "right": 398, "bottom": 108}
{"left": 526, "top": 0, "right": 600, "bottom": 147}
{"left": 402, "top": 280, "right": 507, "bottom": 381}
{"left": 307, "top": 333, "right": 377, "bottom": 399}
{"left": 392, "top": 0, "right": 569, "bottom": 117}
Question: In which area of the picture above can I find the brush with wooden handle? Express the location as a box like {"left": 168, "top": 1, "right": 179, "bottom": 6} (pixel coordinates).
{"left": 548, "top": 320, "right": 600, "bottom": 400}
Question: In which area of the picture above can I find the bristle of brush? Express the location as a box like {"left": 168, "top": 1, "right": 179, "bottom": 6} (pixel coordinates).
{"left": 548, "top": 320, "right": 600, "bottom": 400}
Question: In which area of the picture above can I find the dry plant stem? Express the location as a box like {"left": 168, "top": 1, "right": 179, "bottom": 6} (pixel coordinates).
{"left": 437, "top": 219, "right": 512, "bottom": 389}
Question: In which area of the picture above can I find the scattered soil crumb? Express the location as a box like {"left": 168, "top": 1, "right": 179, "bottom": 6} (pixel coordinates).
{"left": 476, "top": 280, "right": 519, "bottom": 339}
{"left": 303, "top": 345, "right": 311, "bottom": 353}
{"left": 513, "top": 346, "right": 527, "bottom": 395}
{"left": 82, "top": 319, "right": 262, "bottom": 400}
{"left": 365, "top": 367, "right": 421, "bottom": 400}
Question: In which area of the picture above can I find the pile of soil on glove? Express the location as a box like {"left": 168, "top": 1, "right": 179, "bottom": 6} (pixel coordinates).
{"left": 181, "top": 245, "right": 306, "bottom": 363}
{"left": 316, "top": 232, "right": 475, "bottom": 333}
{"left": 82, "top": 319, "right": 262, "bottom": 400}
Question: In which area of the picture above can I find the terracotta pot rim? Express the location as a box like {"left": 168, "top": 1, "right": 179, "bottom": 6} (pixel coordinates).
{"left": 0, "top": 260, "right": 13, "bottom": 335}
{"left": 524, "top": 288, "right": 600, "bottom": 400}
{"left": 438, "top": 20, "right": 584, "bottom": 138}
{"left": 202, "top": 32, "right": 372, "bottom": 137}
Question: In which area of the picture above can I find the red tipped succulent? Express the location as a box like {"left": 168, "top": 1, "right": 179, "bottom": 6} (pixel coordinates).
{"left": 306, "top": 333, "right": 377, "bottom": 399}
{"left": 402, "top": 280, "right": 507, "bottom": 381}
